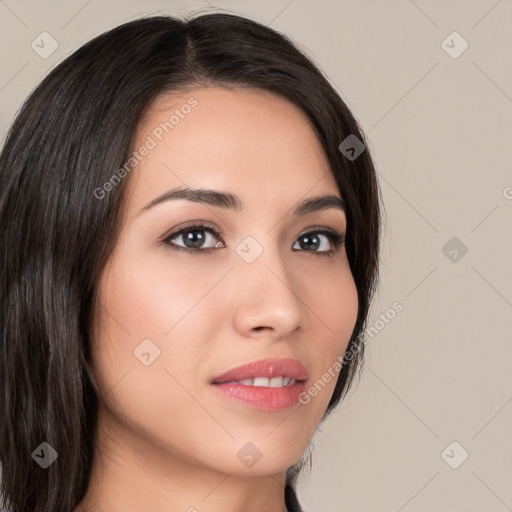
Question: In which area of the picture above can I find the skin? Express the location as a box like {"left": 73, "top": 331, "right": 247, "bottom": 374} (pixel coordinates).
{"left": 76, "top": 86, "right": 358, "bottom": 512}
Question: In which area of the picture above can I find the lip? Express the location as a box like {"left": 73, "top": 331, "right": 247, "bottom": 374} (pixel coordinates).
{"left": 211, "top": 380, "right": 307, "bottom": 411}
{"left": 209, "top": 357, "right": 309, "bottom": 412}
{"left": 210, "top": 357, "right": 309, "bottom": 384}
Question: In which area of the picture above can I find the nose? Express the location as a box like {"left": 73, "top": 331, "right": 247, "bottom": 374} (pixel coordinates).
{"left": 231, "top": 245, "right": 305, "bottom": 339}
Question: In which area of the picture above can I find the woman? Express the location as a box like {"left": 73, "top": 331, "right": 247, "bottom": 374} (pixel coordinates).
{"left": 0, "top": 12, "right": 382, "bottom": 512}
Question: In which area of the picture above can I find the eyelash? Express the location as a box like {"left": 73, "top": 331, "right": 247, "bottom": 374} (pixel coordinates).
{"left": 160, "top": 221, "right": 346, "bottom": 258}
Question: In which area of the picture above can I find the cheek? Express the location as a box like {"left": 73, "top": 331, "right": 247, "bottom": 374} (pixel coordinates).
{"left": 299, "top": 263, "right": 359, "bottom": 407}
{"left": 90, "top": 250, "right": 226, "bottom": 394}
{"left": 97, "top": 251, "right": 213, "bottom": 339}
{"left": 304, "top": 260, "right": 358, "bottom": 349}
{"left": 89, "top": 255, "right": 220, "bottom": 441}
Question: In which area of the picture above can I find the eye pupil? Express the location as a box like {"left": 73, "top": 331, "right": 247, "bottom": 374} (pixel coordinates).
{"left": 184, "top": 230, "right": 205, "bottom": 248}
{"left": 300, "top": 233, "right": 320, "bottom": 251}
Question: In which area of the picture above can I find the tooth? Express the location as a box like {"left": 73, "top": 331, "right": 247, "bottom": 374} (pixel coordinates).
{"left": 230, "top": 376, "right": 297, "bottom": 387}
{"left": 269, "top": 376, "right": 284, "bottom": 387}
{"left": 252, "top": 377, "right": 270, "bottom": 387}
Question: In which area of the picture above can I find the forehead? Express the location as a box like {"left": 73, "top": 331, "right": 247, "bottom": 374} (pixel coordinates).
{"left": 125, "top": 87, "right": 340, "bottom": 215}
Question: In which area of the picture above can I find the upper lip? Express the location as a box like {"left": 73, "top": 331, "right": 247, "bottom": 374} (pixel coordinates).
{"left": 210, "top": 357, "right": 309, "bottom": 384}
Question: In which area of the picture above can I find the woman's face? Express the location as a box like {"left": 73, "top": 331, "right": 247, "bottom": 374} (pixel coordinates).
{"left": 91, "top": 86, "right": 358, "bottom": 477}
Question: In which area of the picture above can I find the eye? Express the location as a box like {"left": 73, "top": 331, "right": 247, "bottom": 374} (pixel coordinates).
{"left": 292, "top": 227, "right": 345, "bottom": 258}
{"left": 161, "top": 222, "right": 345, "bottom": 257}
{"left": 161, "top": 221, "right": 223, "bottom": 253}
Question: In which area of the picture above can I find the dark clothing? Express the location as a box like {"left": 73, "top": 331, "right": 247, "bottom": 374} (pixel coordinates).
{"left": 285, "top": 483, "right": 304, "bottom": 512}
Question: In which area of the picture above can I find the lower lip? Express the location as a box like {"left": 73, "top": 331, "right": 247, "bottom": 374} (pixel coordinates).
{"left": 210, "top": 381, "right": 307, "bottom": 411}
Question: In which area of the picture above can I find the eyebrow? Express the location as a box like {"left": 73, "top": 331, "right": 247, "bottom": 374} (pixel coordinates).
{"left": 137, "top": 186, "right": 346, "bottom": 217}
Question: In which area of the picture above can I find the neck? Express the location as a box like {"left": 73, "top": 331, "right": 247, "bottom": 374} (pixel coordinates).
{"left": 74, "top": 405, "right": 291, "bottom": 512}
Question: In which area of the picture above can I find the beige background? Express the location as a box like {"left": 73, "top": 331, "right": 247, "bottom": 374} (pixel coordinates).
{"left": 1, "top": 1, "right": 511, "bottom": 511}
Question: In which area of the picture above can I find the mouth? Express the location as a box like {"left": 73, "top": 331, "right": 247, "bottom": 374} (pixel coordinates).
{"left": 214, "top": 376, "right": 302, "bottom": 387}
{"left": 209, "top": 357, "right": 309, "bottom": 411}
{"left": 210, "top": 357, "right": 309, "bottom": 385}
